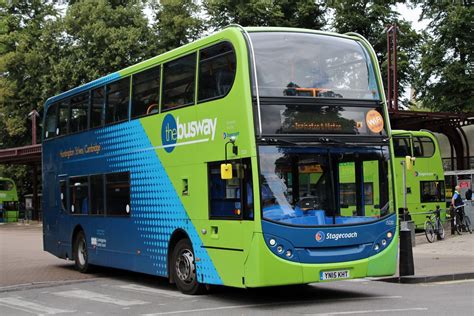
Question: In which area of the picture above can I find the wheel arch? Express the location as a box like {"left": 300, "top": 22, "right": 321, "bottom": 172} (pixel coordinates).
{"left": 168, "top": 228, "right": 191, "bottom": 284}
{"left": 71, "top": 224, "right": 85, "bottom": 260}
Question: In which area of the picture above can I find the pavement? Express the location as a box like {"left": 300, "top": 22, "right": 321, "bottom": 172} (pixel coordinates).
{"left": 385, "top": 226, "right": 474, "bottom": 283}
{"left": 0, "top": 221, "right": 473, "bottom": 289}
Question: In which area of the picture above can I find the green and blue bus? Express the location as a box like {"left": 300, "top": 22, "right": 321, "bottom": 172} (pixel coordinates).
{"left": 0, "top": 177, "right": 19, "bottom": 222}
{"left": 42, "top": 26, "right": 398, "bottom": 294}
{"left": 392, "top": 130, "right": 446, "bottom": 228}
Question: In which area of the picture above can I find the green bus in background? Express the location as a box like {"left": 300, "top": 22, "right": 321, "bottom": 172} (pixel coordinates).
{"left": 0, "top": 177, "right": 20, "bottom": 222}
{"left": 392, "top": 130, "right": 446, "bottom": 228}
{"left": 339, "top": 161, "right": 381, "bottom": 218}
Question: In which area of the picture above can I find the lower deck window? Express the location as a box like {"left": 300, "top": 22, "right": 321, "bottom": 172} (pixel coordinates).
{"left": 106, "top": 172, "right": 130, "bottom": 216}
{"left": 69, "top": 176, "right": 89, "bottom": 214}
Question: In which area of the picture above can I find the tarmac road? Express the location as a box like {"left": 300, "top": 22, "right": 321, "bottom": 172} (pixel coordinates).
{"left": 0, "top": 274, "right": 473, "bottom": 315}
{"left": 0, "top": 223, "right": 473, "bottom": 315}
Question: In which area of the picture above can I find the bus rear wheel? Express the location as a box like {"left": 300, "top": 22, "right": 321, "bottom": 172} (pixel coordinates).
{"left": 73, "top": 231, "right": 90, "bottom": 273}
{"left": 171, "top": 239, "right": 205, "bottom": 295}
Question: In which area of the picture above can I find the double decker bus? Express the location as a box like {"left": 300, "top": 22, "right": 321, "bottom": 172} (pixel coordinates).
{"left": 392, "top": 130, "right": 446, "bottom": 228}
{"left": 0, "top": 177, "right": 19, "bottom": 223}
{"left": 42, "top": 26, "right": 398, "bottom": 294}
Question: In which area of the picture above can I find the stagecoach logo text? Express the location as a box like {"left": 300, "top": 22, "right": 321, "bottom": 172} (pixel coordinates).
{"left": 315, "top": 231, "right": 358, "bottom": 242}
{"left": 161, "top": 114, "right": 217, "bottom": 153}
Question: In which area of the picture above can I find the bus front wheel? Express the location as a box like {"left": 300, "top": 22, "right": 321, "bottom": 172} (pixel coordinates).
{"left": 73, "top": 231, "right": 90, "bottom": 273}
{"left": 171, "top": 239, "right": 205, "bottom": 295}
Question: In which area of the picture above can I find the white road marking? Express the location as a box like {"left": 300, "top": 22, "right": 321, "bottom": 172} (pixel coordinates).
{"left": 142, "top": 296, "right": 402, "bottom": 315}
{"left": 307, "top": 307, "right": 428, "bottom": 315}
{"left": 0, "top": 297, "right": 75, "bottom": 315}
{"left": 53, "top": 289, "right": 149, "bottom": 306}
{"left": 118, "top": 284, "right": 189, "bottom": 299}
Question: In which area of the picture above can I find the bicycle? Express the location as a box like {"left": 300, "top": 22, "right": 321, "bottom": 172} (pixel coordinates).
{"left": 424, "top": 206, "right": 445, "bottom": 243}
{"left": 453, "top": 204, "right": 472, "bottom": 235}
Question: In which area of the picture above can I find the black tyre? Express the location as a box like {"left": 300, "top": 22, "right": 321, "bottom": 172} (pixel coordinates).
{"left": 464, "top": 216, "right": 472, "bottom": 234}
{"left": 436, "top": 219, "right": 445, "bottom": 240}
{"left": 424, "top": 221, "right": 435, "bottom": 243}
{"left": 454, "top": 214, "right": 463, "bottom": 235}
{"left": 73, "top": 231, "right": 90, "bottom": 273}
{"left": 171, "top": 239, "right": 205, "bottom": 295}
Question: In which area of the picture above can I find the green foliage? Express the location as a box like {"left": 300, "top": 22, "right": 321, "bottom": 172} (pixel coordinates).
{"left": 203, "top": 0, "right": 325, "bottom": 29}
{"left": 55, "top": 0, "right": 158, "bottom": 90}
{"left": 153, "top": 0, "right": 204, "bottom": 51}
{"left": 414, "top": 2, "right": 473, "bottom": 113}
{"left": 0, "top": 0, "right": 58, "bottom": 147}
{"left": 329, "top": 0, "right": 421, "bottom": 106}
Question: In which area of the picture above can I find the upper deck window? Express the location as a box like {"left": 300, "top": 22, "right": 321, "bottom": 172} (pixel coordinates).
{"left": 198, "top": 42, "right": 236, "bottom": 102}
{"left": 393, "top": 136, "right": 411, "bottom": 157}
{"left": 44, "top": 103, "right": 58, "bottom": 139}
{"left": 91, "top": 87, "right": 104, "bottom": 128}
{"left": 70, "top": 93, "right": 89, "bottom": 133}
{"left": 162, "top": 53, "right": 196, "bottom": 111}
{"left": 249, "top": 32, "right": 379, "bottom": 100}
{"left": 414, "top": 136, "right": 435, "bottom": 158}
{"left": 57, "top": 100, "right": 70, "bottom": 136}
{"left": 0, "top": 180, "right": 14, "bottom": 191}
{"left": 132, "top": 65, "right": 161, "bottom": 117}
{"left": 106, "top": 78, "right": 130, "bottom": 124}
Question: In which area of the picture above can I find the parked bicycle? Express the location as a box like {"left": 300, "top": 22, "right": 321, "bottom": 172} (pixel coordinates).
{"left": 424, "top": 206, "right": 445, "bottom": 243}
{"left": 452, "top": 204, "right": 472, "bottom": 235}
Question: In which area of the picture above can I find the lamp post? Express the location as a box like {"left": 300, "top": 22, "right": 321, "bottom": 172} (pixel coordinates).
{"left": 28, "top": 109, "right": 40, "bottom": 220}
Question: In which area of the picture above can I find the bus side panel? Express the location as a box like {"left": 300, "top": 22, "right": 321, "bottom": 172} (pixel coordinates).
{"left": 43, "top": 120, "right": 224, "bottom": 284}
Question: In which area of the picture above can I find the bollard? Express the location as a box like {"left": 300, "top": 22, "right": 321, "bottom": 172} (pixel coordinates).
{"left": 399, "top": 221, "right": 415, "bottom": 276}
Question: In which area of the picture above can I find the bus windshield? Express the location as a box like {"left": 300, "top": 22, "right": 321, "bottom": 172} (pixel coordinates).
{"left": 250, "top": 32, "right": 379, "bottom": 100}
{"left": 259, "top": 145, "right": 392, "bottom": 226}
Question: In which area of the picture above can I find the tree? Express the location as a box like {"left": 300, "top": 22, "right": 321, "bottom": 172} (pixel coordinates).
{"left": 0, "top": 0, "right": 58, "bottom": 147}
{"left": 0, "top": 0, "right": 59, "bottom": 197}
{"left": 414, "top": 2, "right": 473, "bottom": 113}
{"left": 203, "top": 0, "right": 326, "bottom": 30}
{"left": 330, "top": 0, "right": 421, "bottom": 107}
{"left": 53, "top": 0, "right": 159, "bottom": 91}
{"left": 153, "top": 0, "right": 205, "bottom": 52}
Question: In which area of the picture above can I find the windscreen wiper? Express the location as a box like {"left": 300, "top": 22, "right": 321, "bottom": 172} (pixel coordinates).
{"left": 260, "top": 138, "right": 300, "bottom": 146}
{"left": 318, "top": 137, "right": 345, "bottom": 144}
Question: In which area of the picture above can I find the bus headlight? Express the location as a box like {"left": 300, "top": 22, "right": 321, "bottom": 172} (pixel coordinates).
{"left": 277, "top": 245, "right": 284, "bottom": 253}
{"left": 374, "top": 244, "right": 380, "bottom": 251}
{"left": 285, "top": 250, "right": 292, "bottom": 257}
{"left": 387, "top": 232, "right": 393, "bottom": 239}
{"left": 269, "top": 238, "right": 276, "bottom": 246}
{"left": 381, "top": 239, "right": 387, "bottom": 246}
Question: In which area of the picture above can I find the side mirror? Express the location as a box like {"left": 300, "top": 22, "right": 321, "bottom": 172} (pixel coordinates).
{"left": 221, "top": 163, "right": 233, "bottom": 179}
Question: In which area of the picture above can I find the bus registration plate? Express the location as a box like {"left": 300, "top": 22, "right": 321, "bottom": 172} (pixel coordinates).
{"left": 320, "top": 270, "right": 350, "bottom": 281}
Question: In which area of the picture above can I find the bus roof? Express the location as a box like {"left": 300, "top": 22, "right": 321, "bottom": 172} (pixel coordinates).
{"left": 43, "top": 26, "right": 365, "bottom": 111}
{"left": 392, "top": 130, "right": 437, "bottom": 138}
